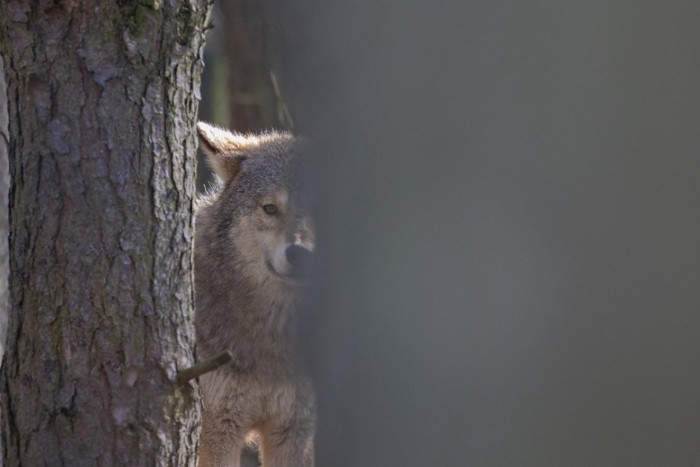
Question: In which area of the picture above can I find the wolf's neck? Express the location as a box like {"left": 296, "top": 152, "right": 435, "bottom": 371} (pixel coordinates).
{"left": 222, "top": 270, "right": 298, "bottom": 337}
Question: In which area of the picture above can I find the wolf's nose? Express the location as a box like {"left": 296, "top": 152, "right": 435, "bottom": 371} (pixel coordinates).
{"left": 285, "top": 244, "right": 313, "bottom": 271}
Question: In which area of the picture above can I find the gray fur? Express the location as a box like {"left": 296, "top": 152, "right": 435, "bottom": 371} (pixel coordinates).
{"left": 195, "top": 123, "right": 315, "bottom": 467}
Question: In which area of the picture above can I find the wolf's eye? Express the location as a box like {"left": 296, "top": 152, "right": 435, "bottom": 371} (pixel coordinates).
{"left": 262, "top": 204, "right": 278, "bottom": 215}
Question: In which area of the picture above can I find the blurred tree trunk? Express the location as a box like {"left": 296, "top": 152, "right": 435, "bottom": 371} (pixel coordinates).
{"left": 219, "top": 0, "right": 292, "bottom": 132}
{"left": 0, "top": 1, "right": 211, "bottom": 465}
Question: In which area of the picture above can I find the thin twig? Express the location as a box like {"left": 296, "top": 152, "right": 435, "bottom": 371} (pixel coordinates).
{"left": 176, "top": 351, "right": 232, "bottom": 384}
{"left": 269, "top": 70, "right": 294, "bottom": 131}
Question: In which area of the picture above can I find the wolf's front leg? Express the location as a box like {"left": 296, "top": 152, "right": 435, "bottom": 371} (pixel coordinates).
{"left": 259, "top": 419, "right": 314, "bottom": 467}
{"left": 198, "top": 413, "right": 247, "bottom": 467}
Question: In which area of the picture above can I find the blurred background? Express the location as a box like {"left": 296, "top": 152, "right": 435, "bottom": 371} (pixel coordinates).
{"left": 199, "top": 1, "right": 700, "bottom": 465}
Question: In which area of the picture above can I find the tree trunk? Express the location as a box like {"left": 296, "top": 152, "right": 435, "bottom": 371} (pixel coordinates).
{"left": 0, "top": 1, "right": 211, "bottom": 465}
{"left": 219, "top": 0, "right": 292, "bottom": 132}
{"left": 0, "top": 51, "right": 9, "bottom": 361}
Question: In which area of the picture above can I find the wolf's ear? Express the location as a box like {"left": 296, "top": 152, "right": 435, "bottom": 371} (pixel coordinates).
{"left": 197, "top": 122, "right": 258, "bottom": 183}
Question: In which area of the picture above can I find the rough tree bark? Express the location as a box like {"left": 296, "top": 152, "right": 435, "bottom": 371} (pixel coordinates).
{"left": 0, "top": 52, "right": 9, "bottom": 360}
{"left": 0, "top": 1, "right": 211, "bottom": 465}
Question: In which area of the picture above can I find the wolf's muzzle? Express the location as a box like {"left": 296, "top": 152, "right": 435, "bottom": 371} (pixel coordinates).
{"left": 285, "top": 244, "right": 313, "bottom": 275}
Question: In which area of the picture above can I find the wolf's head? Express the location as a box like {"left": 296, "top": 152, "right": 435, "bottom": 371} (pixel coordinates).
{"left": 197, "top": 122, "right": 315, "bottom": 286}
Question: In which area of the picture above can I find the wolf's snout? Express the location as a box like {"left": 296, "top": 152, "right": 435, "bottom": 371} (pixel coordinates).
{"left": 285, "top": 244, "right": 313, "bottom": 271}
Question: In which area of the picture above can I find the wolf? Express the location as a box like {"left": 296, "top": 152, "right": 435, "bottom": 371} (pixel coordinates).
{"left": 194, "top": 122, "right": 315, "bottom": 467}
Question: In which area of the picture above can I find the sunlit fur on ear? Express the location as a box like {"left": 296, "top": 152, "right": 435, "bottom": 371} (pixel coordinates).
{"left": 196, "top": 121, "right": 262, "bottom": 183}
